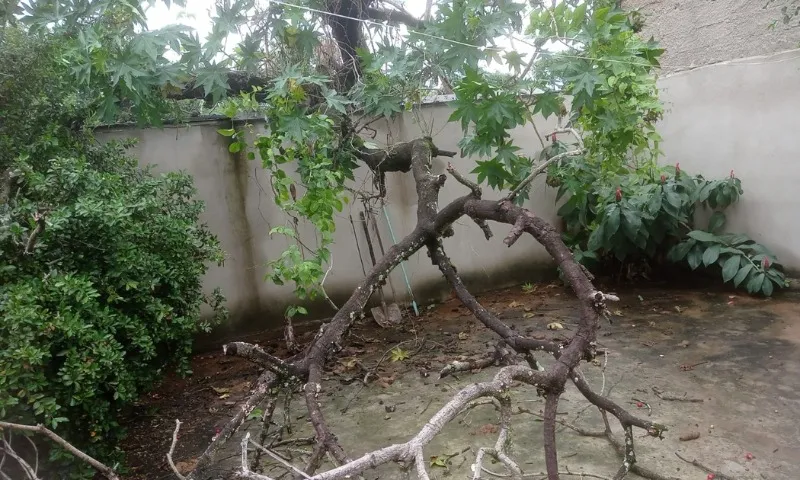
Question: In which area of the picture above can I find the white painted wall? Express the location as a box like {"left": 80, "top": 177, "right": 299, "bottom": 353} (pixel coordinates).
{"left": 96, "top": 49, "right": 800, "bottom": 337}
{"left": 656, "top": 49, "right": 800, "bottom": 270}
{"left": 98, "top": 107, "right": 562, "bottom": 338}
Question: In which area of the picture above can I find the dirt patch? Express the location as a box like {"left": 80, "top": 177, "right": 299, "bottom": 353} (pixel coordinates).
{"left": 118, "top": 283, "right": 800, "bottom": 480}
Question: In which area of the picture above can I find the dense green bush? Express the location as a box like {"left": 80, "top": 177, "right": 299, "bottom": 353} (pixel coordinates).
{"left": 0, "top": 28, "right": 226, "bottom": 477}
{"left": 548, "top": 157, "right": 788, "bottom": 295}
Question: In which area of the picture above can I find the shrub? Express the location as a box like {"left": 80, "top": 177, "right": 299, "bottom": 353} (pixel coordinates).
{"left": 0, "top": 28, "right": 226, "bottom": 477}
{"left": 548, "top": 157, "right": 788, "bottom": 295}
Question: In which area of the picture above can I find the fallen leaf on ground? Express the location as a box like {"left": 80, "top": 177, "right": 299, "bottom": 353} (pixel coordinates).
{"left": 547, "top": 322, "right": 564, "bottom": 330}
{"left": 679, "top": 432, "right": 700, "bottom": 441}
{"left": 476, "top": 424, "right": 499, "bottom": 435}
{"left": 211, "top": 386, "right": 230, "bottom": 395}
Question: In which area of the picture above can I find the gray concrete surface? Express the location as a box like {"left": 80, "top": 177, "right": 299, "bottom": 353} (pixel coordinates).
{"left": 183, "top": 286, "right": 800, "bottom": 480}
{"left": 622, "top": 0, "right": 800, "bottom": 73}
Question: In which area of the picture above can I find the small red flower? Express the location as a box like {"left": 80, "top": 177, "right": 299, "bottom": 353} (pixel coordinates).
{"left": 675, "top": 162, "right": 681, "bottom": 178}
{"left": 745, "top": 452, "right": 754, "bottom": 460}
{"left": 636, "top": 402, "right": 644, "bottom": 408}
{"left": 730, "top": 169, "right": 735, "bottom": 179}
{"left": 707, "top": 474, "right": 715, "bottom": 480}
{"left": 615, "top": 187, "right": 622, "bottom": 202}
{"left": 660, "top": 174, "right": 666, "bottom": 184}
{"left": 762, "top": 257, "right": 771, "bottom": 270}
{"left": 551, "top": 133, "right": 558, "bottom": 143}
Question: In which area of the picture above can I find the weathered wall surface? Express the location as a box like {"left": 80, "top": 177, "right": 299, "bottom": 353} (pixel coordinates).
{"left": 97, "top": 48, "right": 800, "bottom": 340}
{"left": 98, "top": 107, "right": 563, "bottom": 341}
{"left": 622, "top": 0, "right": 800, "bottom": 73}
{"left": 656, "top": 49, "right": 800, "bottom": 270}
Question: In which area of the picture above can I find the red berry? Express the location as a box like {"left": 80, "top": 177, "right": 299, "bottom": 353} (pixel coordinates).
{"left": 615, "top": 187, "right": 622, "bottom": 202}
{"left": 660, "top": 174, "right": 666, "bottom": 184}
{"left": 636, "top": 402, "right": 644, "bottom": 408}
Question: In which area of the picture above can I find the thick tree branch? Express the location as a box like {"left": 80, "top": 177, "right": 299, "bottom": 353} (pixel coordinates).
{"left": 365, "top": 7, "right": 422, "bottom": 28}
{"left": 175, "top": 135, "right": 675, "bottom": 480}
{"left": 543, "top": 393, "right": 561, "bottom": 477}
{"left": 428, "top": 242, "right": 562, "bottom": 358}
{"left": 223, "top": 342, "right": 296, "bottom": 376}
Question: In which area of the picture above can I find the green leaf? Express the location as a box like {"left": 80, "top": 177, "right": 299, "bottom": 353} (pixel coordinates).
{"left": 587, "top": 223, "right": 606, "bottom": 252}
{"left": 687, "top": 230, "right": 718, "bottom": 243}
{"left": 707, "top": 211, "right": 726, "bottom": 234}
{"left": 746, "top": 273, "right": 765, "bottom": 294}
{"left": 721, "top": 255, "right": 740, "bottom": 283}
{"left": 733, "top": 263, "right": 754, "bottom": 287}
{"left": 533, "top": 92, "right": 563, "bottom": 119}
{"left": 761, "top": 278, "right": 774, "bottom": 296}
{"left": 702, "top": 244, "right": 721, "bottom": 267}
{"left": 218, "top": 128, "right": 236, "bottom": 137}
{"left": 686, "top": 246, "right": 703, "bottom": 270}
{"left": 570, "top": 71, "right": 599, "bottom": 97}
{"left": 667, "top": 240, "right": 694, "bottom": 262}
{"left": 604, "top": 204, "right": 621, "bottom": 238}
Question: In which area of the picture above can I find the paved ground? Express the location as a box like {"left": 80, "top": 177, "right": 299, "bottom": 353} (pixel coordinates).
{"left": 124, "top": 283, "right": 800, "bottom": 480}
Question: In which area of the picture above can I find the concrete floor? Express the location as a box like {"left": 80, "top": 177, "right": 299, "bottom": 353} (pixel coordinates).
{"left": 184, "top": 285, "right": 800, "bottom": 480}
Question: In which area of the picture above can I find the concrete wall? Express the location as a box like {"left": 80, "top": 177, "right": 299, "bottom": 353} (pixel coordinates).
{"left": 655, "top": 49, "right": 800, "bottom": 270}
{"left": 97, "top": 48, "right": 800, "bottom": 339}
{"left": 98, "top": 106, "right": 563, "bottom": 341}
{"left": 622, "top": 0, "right": 800, "bottom": 73}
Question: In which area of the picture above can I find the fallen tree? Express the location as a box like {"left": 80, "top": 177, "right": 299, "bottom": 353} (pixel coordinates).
{"left": 167, "top": 137, "right": 670, "bottom": 480}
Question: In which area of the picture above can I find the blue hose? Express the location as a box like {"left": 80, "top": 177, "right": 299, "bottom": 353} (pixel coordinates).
{"left": 381, "top": 204, "right": 420, "bottom": 316}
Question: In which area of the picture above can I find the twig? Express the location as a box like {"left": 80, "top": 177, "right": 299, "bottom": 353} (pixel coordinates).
{"left": 516, "top": 407, "right": 605, "bottom": 437}
{"left": 651, "top": 387, "right": 704, "bottom": 403}
{"left": 0, "top": 423, "right": 118, "bottom": 480}
{"left": 0, "top": 439, "right": 37, "bottom": 480}
{"left": 249, "top": 437, "right": 312, "bottom": 479}
{"left": 674, "top": 451, "right": 735, "bottom": 480}
{"left": 167, "top": 420, "right": 187, "bottom": 480}
{"left": 505, "top": 148, "right": 582, "bottom": 202}
{"left": 23, "top": 211, "right": 46, "bottom": 255}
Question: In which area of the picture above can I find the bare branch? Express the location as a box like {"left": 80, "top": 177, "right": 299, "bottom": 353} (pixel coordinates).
{"left": 0, "top": 422, "right": 119, "bottom": 480}
{"left": 167, "top": 420, "right": 187, "bottom": 480}
{"left": 186, "top": 371, "right": 278, "bottom": 480}
{"left": 249, "top": 437, "right": 312, "bottom": 479}
{"left": 674, "top": 451, "right": 735, "bottom": 480}
{"left": 0, "top": 439, "right": 38, "bottom": 480}
{"left": 223, "top": 342, "right": 294, "bottom": 376}
{"left": 505, "top": 148, "right": 583, "bottom": 203}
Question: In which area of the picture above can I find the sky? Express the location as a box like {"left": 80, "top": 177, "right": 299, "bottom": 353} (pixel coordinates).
{"left": 146, "top": 0, "right": 432, "bottom": 43}
{"left": 144, "top": 0, "right": 544, "bottom": 70}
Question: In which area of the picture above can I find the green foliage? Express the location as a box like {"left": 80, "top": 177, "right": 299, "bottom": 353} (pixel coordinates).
{"left": 668, "top": 231, "right": 787, "bottom": 296}
{"left": 1, "top": 27, "right": 226, "bottom": 477}
{"left": 551, "top": 159, "right": 788, "bottom": 295}
{"left": 219, "top": 70, "right": 354, "bottom": 319}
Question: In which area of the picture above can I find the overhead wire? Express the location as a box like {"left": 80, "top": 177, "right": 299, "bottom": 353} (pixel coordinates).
{"left": 266, "top": 0, "right": 800, "bottom": 71}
